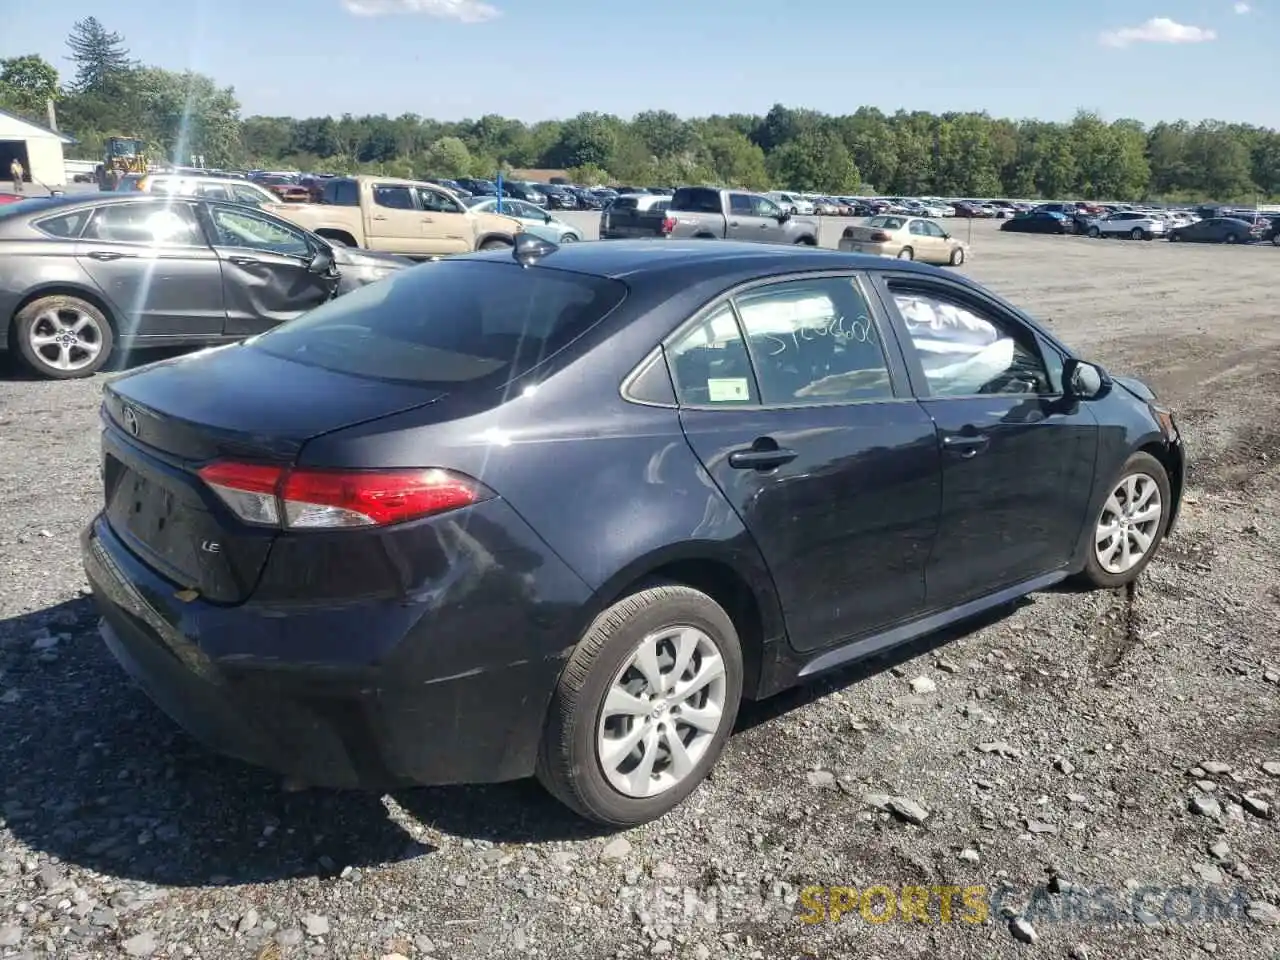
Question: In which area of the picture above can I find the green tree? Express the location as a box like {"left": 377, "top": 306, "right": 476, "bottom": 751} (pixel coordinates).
{"left": 704, "top": 132, "right": 769, "bottom": 189}
{"left": 422, "top": 136, "right": 472, "bottom": 178}
{"left": 0, "top": 55, "right": 61, "bottom": 119}
{"left": 129, "top": 67, "right": 241, "bottom": 166}
{"left": 66, "top": 18, "right": 132, "bottom": 94}
{"left": 768, "top": 130, "right": 859, "bottom": 194}
{"left": 548, "top": 112, "right": 616, "bottom": 170}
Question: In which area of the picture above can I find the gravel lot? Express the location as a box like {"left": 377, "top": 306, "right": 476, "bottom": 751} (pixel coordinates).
{"left": 0, "top": 219, "right": 1277, "bottom": 960}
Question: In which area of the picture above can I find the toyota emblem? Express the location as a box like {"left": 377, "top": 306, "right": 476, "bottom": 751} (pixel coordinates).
{"left": 121, "top": 405, "right": 139, "bottom": 437}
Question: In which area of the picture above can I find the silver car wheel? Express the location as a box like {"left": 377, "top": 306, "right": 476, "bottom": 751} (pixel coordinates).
{"left": 1095, "top": 472, "right": 1163, "bottom": 574}
{"left": 28, "top": 306, "right": 105, "bottom": 372}
{"left": 596, "top": 625, "right": 728, "bottom": 799}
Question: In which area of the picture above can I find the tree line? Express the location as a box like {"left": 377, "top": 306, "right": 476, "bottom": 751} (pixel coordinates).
{"left": 1, "top": 19, "right": 1278, "bottom": 202}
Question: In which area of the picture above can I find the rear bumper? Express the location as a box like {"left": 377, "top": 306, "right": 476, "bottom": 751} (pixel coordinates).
{"left": 81, "top": 508, "right": 590, "bottom": 789}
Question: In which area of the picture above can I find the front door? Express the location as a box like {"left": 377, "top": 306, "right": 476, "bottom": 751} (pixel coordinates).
{"left": 876, "top": 276, "right": 1100, "bottom": 609}
{"left": 725, "top": 193, "right": 776, "bottom": 243}
{"left": 76, "top": 199, "right": 226, "bottom": 339}
{"left": 416, "top": 185, "right": 474, "bottom": 255}
{"left": 201, "top": 203, "right": 337, "bottom": 337}
{"left": 669, "top": 274, "right": 942, "bottom": 653}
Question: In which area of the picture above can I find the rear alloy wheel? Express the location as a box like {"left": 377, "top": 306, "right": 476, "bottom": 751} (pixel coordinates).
{"left": 1088, "top": 226, "right": 1101, "bottom": 238}
{"left": 1130, "top": 227, "right": 1144, "bottom": 241}
{"left": 1225, "top": 233, "right": 1239, "bottom": 244}
{"left": 536, "top": 583, "right": 743, "bottom": 826}
{"left": 897, "top": 246, "right": 914, "bottom": 261}
{"left": 1080, "top": 451, "right": 1170, "bottom": 588}
{"left": 949, "top": 246, "right": 965, "bottom": 266}
{"left": 15, "top": 295, "right": 114, "bottom": 379}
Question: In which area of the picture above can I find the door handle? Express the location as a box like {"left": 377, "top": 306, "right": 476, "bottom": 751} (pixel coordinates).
{"left": 372, "top": 215, "right": 387, "bottom": 221}
{"left": 421, "top": 216, "right": 434, "bottom": 222}
{"left": 942, "top": 433, "right": 990, "bottom": 459}
{"left": 728, "top": 446, "right": 798, "bottom": 470}
{"left": 728, "top": 221, "right": 739, "bottom": 227}
{"left": 86, "top": 251, "right": 135, "bottom": 261}
{"left": 229, "top": 256, "right": 259, "bottom": 266}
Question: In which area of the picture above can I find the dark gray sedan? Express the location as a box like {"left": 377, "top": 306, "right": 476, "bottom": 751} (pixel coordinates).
{"left": 0, "top": 194, "right": 412, "bottom": 379}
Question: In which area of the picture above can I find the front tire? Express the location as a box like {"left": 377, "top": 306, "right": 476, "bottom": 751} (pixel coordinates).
{"left": 536, "top": 583, "right": 744, "bottom": 827}
{"left": 1079, "top": 451, "right": 1171, "bottom": 589}
{"left": 949, "top": 246, "right": 965, "bottom": 266}
{"left": 14, "top": 295, "right": 114, "bottom": 379}
{"left": 1225, "top": 233, "right": 1239, "bottom": 244}
{"left": 1088, "top": 226, "right": 1101, "bottom": 238}
{"left": 1130, "top": 227, "right": 1144, "bottom": 241}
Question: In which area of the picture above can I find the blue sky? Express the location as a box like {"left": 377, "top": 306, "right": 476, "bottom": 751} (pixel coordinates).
{"left": 5, "top": 0, "right": 1276, "bottom": 126}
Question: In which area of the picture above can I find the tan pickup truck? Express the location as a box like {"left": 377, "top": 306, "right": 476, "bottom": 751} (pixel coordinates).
{"left": 264, "top": 175, "right": 521, "bottom": 259}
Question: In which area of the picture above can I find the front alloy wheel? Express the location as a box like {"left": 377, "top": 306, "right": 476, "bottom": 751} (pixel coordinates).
{"left": 1080, "top": 451, "right": 1171, "bottom": 588}
{"left": 537, "top": 583, "right": 743, "bottom": 826}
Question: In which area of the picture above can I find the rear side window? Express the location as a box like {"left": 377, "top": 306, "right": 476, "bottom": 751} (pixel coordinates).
{"left": 670, "top": 188, "right": 722, "bottom": 214}
{"left": 373, "top": 185, "right": 415, "bottom": 210}
{"left": 34, "top": 209, "right": 92, "bottom": 238}
{"left": 250, "top": 261, "right": 628, "bottom": 386}
{"left": 324, "top": 180, "right": 359, "bottom": 206}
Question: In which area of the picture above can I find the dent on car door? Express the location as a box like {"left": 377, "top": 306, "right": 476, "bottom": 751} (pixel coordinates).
{"left": 873, "top": 276, "right": 1100, "bottom": 608}
{"left": 75, "top": 200, "right": 226, "bottom": 339}
{"left": 203, "top": 204, "right": 336, "bottom": 337}
{"left": 669, "top": 274, "right": 942, "bottom": 653}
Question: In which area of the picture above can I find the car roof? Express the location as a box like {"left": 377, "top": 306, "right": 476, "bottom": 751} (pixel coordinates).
{"left": 459, "top": 239, "right": 949, "bottom": 283}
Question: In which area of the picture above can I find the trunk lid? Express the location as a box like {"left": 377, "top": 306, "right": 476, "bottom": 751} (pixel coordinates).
{"left": 100, "top": 344, "right": 447, "bottom": 603}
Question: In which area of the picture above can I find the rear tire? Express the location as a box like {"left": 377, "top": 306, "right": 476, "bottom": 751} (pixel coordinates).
{"left": 14, "top": 295, "right": 114, "bottom": 380}
{"left": 1225, "top": 233, "right": 1239, "bottom": 244}
{"left": 1077, "top": 451, "right": 1171, "bottom": 589}
{"left": 1130, "top": 227, "right": 1144, "bottom": 240}
{"left": 536, "top": 583, "right": 744, "bottom": 827}
{"left": 949, "top": 247, "right": 965, "bottom": 266}
{"left": 1087, "top": 226, "right": 1101, "bottom": 238}
{"left": 897, "top": 246, "right": 914, "bottom": 260}
{"left": 480, "top": 238, "right": 512, "bottom": 250}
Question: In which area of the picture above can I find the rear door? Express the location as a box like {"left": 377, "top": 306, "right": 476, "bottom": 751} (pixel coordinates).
{"left": 873, "top": 275, "right": 1099, "bottom": 609}
{"left": 363, "top": 183, "right": 431, "bottom": 256}
{"left": 76, "top": 199, "right": 226, "bottom": 338}
{"left": 670, "top": 273, "right": 941, "bottom": 653}
{"left": 201, "top": 202, "right": 336, "bottom": 337}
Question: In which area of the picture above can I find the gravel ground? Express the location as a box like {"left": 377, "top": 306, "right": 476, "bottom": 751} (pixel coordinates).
{"left": 0, "top": 219, "right": 1277, "bottom": 960}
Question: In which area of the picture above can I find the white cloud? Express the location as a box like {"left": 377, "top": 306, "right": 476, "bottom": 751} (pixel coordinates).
{"left": 1234, "top": 1, "right": 1250, "bottom": 12}
{"left": 341, "top": 0, "right": 500, "bottom": 21}
{"left": 1099, "top": 17, "right": 1217, "bottom": 47}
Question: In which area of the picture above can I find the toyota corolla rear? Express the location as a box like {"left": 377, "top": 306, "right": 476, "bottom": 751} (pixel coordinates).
{"left": 81, "top": 258, "right": 626, "bottom": 789}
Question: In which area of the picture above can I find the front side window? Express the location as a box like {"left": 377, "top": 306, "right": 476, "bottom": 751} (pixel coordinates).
{"left": 890, "top": 286, "right": 1052, "bottom": 397}
{"left": 208, "top": 207, "right": 311, "bottom": 258}
{"left": 233, "top": 184, "right": 271, "bottom": 206}
{"left": 750, "top": 195, "right": 781, "bottom": 218}
{"left": 251, "top": 260, "right": 628, "bottom": 387}
{"left": 736, "top": 277, "right": 893, "bottom": 404}
{"left": 728, "top": 194, "right": 753, "bottom": 216}
{"left": 84, "top": 201, "right": 204, "bottom": 246}
{"left": 418, "top": 187, "right": 463, "bottom": 214}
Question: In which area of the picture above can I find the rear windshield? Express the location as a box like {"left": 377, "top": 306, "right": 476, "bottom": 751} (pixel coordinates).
{"left": 867, "top": 215, "right": 905, "bottom": 229}
{"left": 249, "top": 260, "right": 628, "bottom": 386}
{"left": 611, "top": 197, "right": 638, "bottom": 211}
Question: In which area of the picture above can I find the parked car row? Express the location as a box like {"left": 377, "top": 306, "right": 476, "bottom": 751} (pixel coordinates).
{"left": 998, "top": 204, "right": 1280, "bottom": 245}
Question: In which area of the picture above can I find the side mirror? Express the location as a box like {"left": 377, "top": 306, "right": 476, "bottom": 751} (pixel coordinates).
{"left": 544, "top": 213, "right": 552, "bottom": 223}
{"left": 309, "top": 244, "right": 335, "bottom": 275}
{"left": 1064, "top": 358, "right": 1108, "bottom": 400}
{"left": 777, "top": 210, "right": 791, "bottom": 223}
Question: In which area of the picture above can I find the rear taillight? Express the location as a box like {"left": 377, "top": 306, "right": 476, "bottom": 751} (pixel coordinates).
{"left": 661, "top": 215, "right": 676, "bottom": 235}
{"left": 869, "top": 230, "right": 892, "bottom": 242}
{"left": 197, "top": 461, "right": 492, "bottom": 529}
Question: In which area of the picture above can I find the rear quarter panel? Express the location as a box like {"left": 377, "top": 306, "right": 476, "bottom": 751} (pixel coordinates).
{"left": 0, "top": 244, "right": 98, "bottom": 347}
